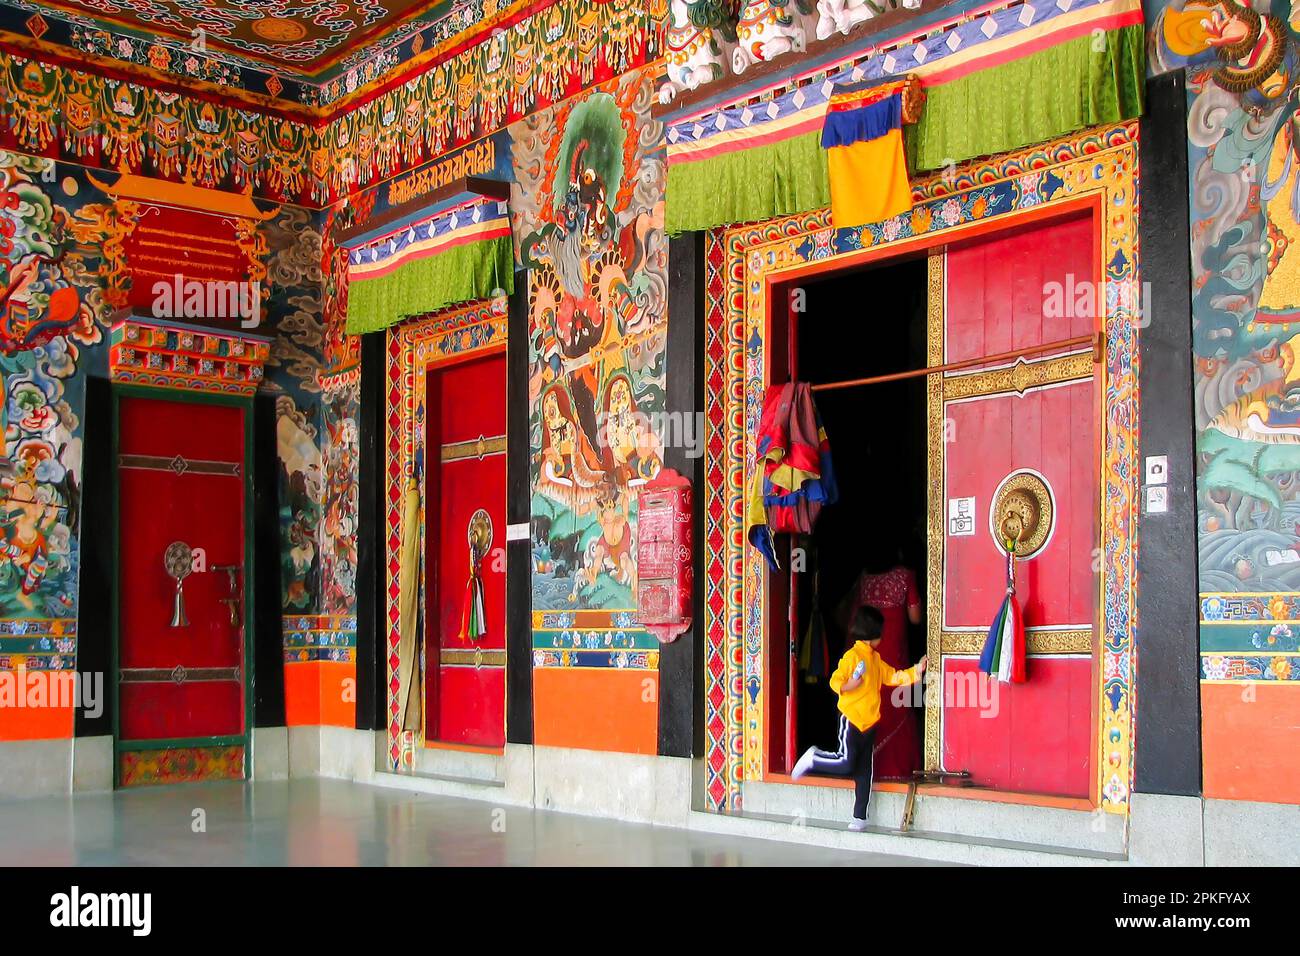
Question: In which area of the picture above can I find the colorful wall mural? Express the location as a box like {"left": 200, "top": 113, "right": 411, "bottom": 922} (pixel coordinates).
{"left": 1153, "top": 0, "right": 1300, "bottom": 804}
{"left": 0, "top": 135, "right": 361, "bottom": 738}
{"left": 263, "top": 202, "right": 360, "bottom": 725}
{"left": 0, "top": 150, "right": 116, "bottom": 738}
{"left": 511, "top": 65, "right": 669, "bottom": 753}
{"left": 0, "top": 152, "right": 99, "bottom": 665}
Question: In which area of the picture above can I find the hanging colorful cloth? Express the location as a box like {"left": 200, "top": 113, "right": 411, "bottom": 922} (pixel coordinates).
{"left": 458, "top": 509, "right": 492, "bottom": 642}
{"left": 979, "top": 537, "right": 1027, "bottom": 683}
{"left": 821, "top": 76, "right": 925, "bottom": 229}
{"left": 459, "top": 556, "right": 487, "bottom": 642}
{"left": 746, "top": 382, "right": 839, "bottom": 571}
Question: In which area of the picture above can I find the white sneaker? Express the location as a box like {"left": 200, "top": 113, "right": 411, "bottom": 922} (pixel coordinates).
{"left": 791, "top": 747, "right": 816, "bottom": 780}
{"left": 848, "top": 817, "right": 868, "bottom": 832}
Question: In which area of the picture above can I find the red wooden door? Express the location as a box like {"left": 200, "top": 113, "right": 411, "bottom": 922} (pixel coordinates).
{"left": 425, "top": 351, "right": 507, "bottom": 747}
{"left": 116, "top": 394, "right": 248, "bottom": 785}
{"left": 937, "top": 212, "right": 1097, "bottom": 798}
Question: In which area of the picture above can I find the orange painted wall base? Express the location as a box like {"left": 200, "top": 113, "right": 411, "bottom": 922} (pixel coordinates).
{"left": 0, "top": 701, "right": 74, "bottom": 740}
{"left": 1202, "top": 682, "right": 1300, "bottom": 804}
{"left": 533, "top": 669, "right": 658, "bottom": 754}
{"left": 284, "top": 661, "right": 357, "bottom": 728}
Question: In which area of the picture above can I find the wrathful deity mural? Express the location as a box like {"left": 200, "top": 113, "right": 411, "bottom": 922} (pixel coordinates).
{"left": 1153, "top": 2, "right": 1300, "bottom": 599}
{"left": 511, "top": 69, "right": 668, "bottom": 616}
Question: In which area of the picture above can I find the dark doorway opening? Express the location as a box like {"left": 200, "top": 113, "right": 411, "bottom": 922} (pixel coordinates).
{"left": 768, "top": 254, "right": 929, "bottom": 780}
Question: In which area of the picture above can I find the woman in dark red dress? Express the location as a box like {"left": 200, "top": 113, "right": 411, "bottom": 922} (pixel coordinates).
{"left": 838, "top": 559, "right": 922, "bottom": 780}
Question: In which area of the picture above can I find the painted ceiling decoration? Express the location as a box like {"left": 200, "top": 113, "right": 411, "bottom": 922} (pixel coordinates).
{"left": 0, "top": 0, "right": 558, "bottom": 110}
{"left": 0, "top": 0, "right": 661, "bottom": 206}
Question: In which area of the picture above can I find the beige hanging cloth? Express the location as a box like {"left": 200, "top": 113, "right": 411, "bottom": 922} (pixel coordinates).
{"left": 395, "top": 478, "right": 423, "bottom": 732}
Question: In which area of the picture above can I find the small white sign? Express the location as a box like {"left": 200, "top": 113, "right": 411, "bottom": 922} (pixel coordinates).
{"left": 1145, "top": 455, "right": 1168, "bottom": 485}
{"left": 1144, "top": 485, "right": 1168, "bottom": 514}
{"left": 506, "top": 522, "right": 531, "bottom": 542}
{"left": 948, "top": 497, "right": 976, "bottom": 536}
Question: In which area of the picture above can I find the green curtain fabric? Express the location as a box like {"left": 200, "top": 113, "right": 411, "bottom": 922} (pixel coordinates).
{"left": 911, "top": 23, "right": 1145, "bottom": 172}
{"left": 666, "top": 129, "right": 830, "bottom": 236}
{"left": 344, "top": 234, "right": 514, "bottom": 335}
{"left": 663, "top": 24, "right": 1144, "bottom": 233}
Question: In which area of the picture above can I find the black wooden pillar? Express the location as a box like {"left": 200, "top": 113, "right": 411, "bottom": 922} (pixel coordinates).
{"left": 1134, "top": 69, "right": 1202, "bottom": 797}
{"left": 659, "top": 233, "right": 707, "bottom": 758}
{"left": 75, "top": 374, "right": 112, "bottom": 739}
{"left": 355, "top": 331, "right": 387, "bottom": 731}
{"left": 506, "top": 273, "right": 534, "bottom": 744}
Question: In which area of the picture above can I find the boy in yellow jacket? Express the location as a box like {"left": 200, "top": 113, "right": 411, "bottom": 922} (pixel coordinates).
{"left": 792, "top": 605, "right": 926, "bottom": 830}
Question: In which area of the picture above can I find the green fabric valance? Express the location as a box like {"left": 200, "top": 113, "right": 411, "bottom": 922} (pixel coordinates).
{"left": 666, "top": 130, "right": 830, "bottom": 236}
{"left": 661, "top": 9, "right": 1145, "bottom": 235}
{"left": 911, "top": 23, "right": 1145, "bottom": 172}
{"left": 344, "top": 202, "right": 515, "bottom": 336}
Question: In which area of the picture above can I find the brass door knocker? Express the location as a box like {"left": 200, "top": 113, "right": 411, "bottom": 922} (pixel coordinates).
{"left": 164, "top": 541, "right": 192, "bottom": 628}
{"left": 459, "top": 509, "right": 493, "bottom": 642}
{"left": 990, "top": 472, "right": 1054, "bottom": 559}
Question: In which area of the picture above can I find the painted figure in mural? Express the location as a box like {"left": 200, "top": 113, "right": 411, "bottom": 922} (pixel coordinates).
{"left": 1156, "top": 1, "right": 1300, "bottom": 587}
{"left": 562, "top": 141, "right": 612, "bottom": 252}
{"left": 532, "top": 513, "right": 582, "bottom": 578}
{"left": 276, "top": 396, "right": 323, "bottom": 609}
{"left": 1, "top": 479, "right": 55, "bottom": 608}
{"left": 321, "top": 402, "right": 359, "bottom": 609}
{"left": 539, "top": 383, "right": 605, "bottom": 507}
{"left": 571, "top": 485, "right": 638, "bottom": 600}
{"left": 600, "top": 373, "right": 662, "bottom": 484}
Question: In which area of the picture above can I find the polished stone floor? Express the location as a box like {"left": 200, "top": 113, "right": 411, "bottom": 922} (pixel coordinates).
{"left": 0, "top": 778, "right": 935, "bottom": 866}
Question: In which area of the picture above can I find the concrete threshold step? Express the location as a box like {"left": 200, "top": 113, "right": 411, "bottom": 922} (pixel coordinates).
{"left": 688, "top": 808, "right": 1128, "bottom": 866}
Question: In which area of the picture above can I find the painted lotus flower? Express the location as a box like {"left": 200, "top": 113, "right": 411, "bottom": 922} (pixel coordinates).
{"left": 1202, "top": 655, "right": 1229, "bottom": 680}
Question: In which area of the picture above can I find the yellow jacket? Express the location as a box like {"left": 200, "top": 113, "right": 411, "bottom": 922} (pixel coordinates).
{"left": 829, "top": 641, "right": 923, "bottom": 732}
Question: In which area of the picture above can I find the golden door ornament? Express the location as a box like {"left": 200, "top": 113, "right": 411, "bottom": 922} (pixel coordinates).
{"left": 990, "top": 470, "right": 1054, "bottom": 559}
{"left": 468, "top": 508, "right": 493, "bottom": 563}
{"left": 164, "top": 540, "right": 192, "bottom": 628}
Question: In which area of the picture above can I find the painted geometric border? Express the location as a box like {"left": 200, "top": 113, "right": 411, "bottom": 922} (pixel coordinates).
{"left": 384, "top": 300, "right": 508, "bottom": 770}
{"left": 703, "top": 122, "right": 1141, "bottom": 814}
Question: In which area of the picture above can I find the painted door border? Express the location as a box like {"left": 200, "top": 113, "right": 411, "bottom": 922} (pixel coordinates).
{"left": 701, "top": 122, "right": 1140, "bottom": 814}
